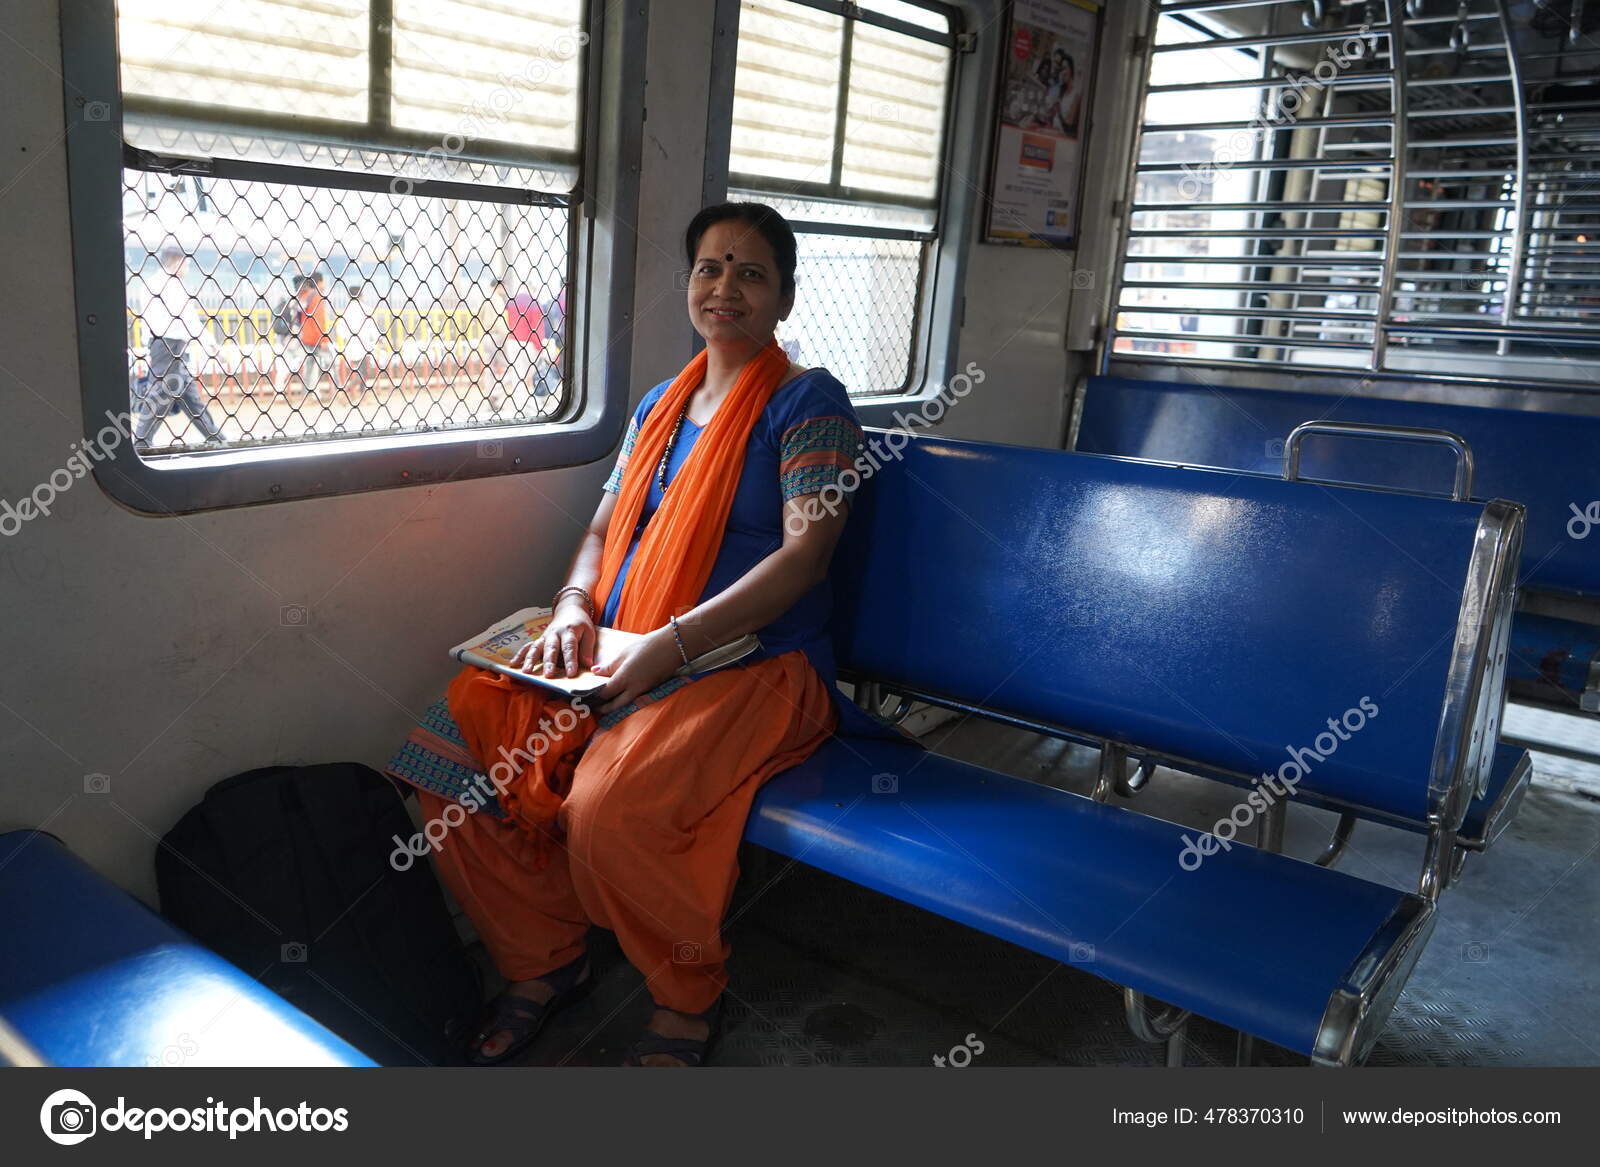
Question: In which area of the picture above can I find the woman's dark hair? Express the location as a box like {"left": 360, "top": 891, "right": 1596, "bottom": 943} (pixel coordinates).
{"left": 683, "top": 202, "right": 797, "bottom": 298}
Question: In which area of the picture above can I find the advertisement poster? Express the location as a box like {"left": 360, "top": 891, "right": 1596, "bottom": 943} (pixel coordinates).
{"left": 984, "top": 0, "right": 1101, "bottom": 247}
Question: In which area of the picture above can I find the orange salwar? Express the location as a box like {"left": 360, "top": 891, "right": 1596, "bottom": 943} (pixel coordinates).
{"left": 419, "top": 649, "right": 836, "bottom": 1014}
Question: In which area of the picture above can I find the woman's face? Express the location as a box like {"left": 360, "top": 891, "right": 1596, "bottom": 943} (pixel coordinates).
{"left": 687, "top": 218, "right": 793, "bottom": 350}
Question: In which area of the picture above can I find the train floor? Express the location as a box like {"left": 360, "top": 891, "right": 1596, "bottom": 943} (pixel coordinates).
{"left": 475, "top": 716, "right": 1600, "bottom": 1068}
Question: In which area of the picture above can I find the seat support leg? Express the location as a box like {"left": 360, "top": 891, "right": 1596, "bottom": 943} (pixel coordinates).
{"left": 1093, "top": 744, "right": 1125, "bottom": 803}
{"left": 1124, "top": 987, "right": 1190, "bottom": 1067}
{"left": 1235, "top": 1030, "right": 1256, "bottom": 1067}
{"left": 1256, "top": 795, "right": 1286, "bottom": 853}
{"left": 1316, "top": 814, "right": 1356, "bottom": 867}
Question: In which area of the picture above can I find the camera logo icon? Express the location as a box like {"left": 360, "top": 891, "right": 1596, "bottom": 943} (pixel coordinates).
{"left": 40, "top": 1088, "right": 97, "bottom": 1145}
{"left": 870, "top": 772, "right": 898, "bottom": 795}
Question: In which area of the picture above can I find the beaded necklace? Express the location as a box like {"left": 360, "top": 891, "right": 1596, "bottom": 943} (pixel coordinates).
{"left": 656, "top": 399, "right": 692, "bottom": 493}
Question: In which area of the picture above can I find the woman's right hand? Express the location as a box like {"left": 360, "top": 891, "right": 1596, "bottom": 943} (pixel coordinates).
{"left": 512, "top": 600, "right": 597, "bottom": 678}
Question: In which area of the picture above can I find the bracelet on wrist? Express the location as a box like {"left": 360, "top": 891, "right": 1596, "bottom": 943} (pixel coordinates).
{"left": 668, "top": 615, "right": 692, "bottom": 667}
{"left": 552, "top": 585, "right": 595, "bottom": 621}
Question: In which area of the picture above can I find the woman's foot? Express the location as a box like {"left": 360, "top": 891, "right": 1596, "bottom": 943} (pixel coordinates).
{"left": 625, "top": 1002, "right": 720, "bottom": 1067}
{"left": 471, "top": 955, "right": 592, "bottom": 1064}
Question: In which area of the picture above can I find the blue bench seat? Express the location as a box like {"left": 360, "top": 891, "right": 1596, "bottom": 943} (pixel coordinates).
{"left": 0, "top": 830, "right": 375, "bottom": 1067}
{"left": 751, "top": 736, "right": 1430, "bottom": 1062}
{"left": 748, "top": 430, "right": 1521, "bottom": 1065}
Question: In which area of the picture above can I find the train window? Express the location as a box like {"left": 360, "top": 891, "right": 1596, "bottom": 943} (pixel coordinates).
{"left": 725, "top": 0, "right": 959, "bottom": 397}
{"left": 1108, "top": 1, "right": 1600, "bottom": 389}
{"left": 62, "top": 0, "right": 642, "bottom": 513}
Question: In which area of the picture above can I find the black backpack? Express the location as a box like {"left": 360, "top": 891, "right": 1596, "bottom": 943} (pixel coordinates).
{"left": 270, "top": 296, "right": 302, "bottom": 338}
{"left": 156, "top": 762, "right": 481, "bottom": 1066}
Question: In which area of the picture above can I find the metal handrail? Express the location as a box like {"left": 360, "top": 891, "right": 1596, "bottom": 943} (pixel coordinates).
{"left": 1283, "top": 421, "right": 1476, "bottom": 501}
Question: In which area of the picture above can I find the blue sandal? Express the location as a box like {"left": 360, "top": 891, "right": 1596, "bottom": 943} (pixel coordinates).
{"left": 468, "top": 952, "right": 593, "bottom": 1066}
{"left": 623, "top": 999, "right": 722, "bottom": 1067}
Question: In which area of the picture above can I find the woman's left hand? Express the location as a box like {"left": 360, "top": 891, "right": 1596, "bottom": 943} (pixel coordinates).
{"left": 591, "top": 628, "right": 684, "bottom": 715}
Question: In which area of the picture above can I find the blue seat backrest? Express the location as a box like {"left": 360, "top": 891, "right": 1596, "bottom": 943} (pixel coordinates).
{"left": 833, "top": 433, "right": 1486, "bottom": 825}
{"left": 1076, "top": 375, "right": 1598, "bottom": 597}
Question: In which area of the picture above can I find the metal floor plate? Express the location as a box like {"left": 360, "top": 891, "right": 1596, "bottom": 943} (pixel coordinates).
{"left": 489, "top": 718, "right": 1600, "bottom": 1068}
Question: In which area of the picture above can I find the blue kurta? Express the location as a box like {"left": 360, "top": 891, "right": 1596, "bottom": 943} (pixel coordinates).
{"left": 601, "top": 367, "right": 890, "bottom": 738}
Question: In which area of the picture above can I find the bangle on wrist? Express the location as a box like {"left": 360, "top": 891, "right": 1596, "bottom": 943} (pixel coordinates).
{"left": 668, "top": 615, "right": 692, "bottom": 667}
{"left": 552, "top": 585, "right": 595, "bottom": 621}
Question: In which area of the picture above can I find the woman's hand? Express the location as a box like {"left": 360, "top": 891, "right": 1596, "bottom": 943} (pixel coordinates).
{"left": 591, "top": 628, "right": 684, "bottom": 714}
{"left": 512, "top": 599, "right": 597, "bottom": 678}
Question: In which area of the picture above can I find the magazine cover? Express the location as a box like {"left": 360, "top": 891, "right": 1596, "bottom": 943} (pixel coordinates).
{"left": 450, "top": 606, "right": 762, "bottom": 697}
{"left": 450, "top": 606, "right": 626, "bottom": 697}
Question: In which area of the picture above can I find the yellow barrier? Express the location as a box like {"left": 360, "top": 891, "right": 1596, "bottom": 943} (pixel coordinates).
{"left": 126, "top": 306, "right": 541, "bottom": 351}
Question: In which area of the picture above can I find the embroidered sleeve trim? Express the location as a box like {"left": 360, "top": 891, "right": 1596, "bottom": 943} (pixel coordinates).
{"left": 778, "top": 415, "right": 866, "bottom": 502}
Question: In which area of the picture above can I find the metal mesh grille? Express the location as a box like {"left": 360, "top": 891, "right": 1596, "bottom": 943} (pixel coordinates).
{"left": 1110, "top": 0, "right": 1600, "bottom": 387}
{"left": 114, "top": 0, "right": 584, "bottom": 454}
{"left": 124, "top": 154, "right": 572, "bottom": 452}
{"left": 731, "top": 190, "right": 931, "bottom": 396}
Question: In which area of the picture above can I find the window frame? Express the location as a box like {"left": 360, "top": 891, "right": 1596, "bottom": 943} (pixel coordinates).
{"left": 61, "top": 0, "right": 644, "bottom": 515}
{"left": 710, "top": 0, "right": 975, "bottom": 420}
{"left": 1101, "top": 0, "right": 1600, "bottom": 394}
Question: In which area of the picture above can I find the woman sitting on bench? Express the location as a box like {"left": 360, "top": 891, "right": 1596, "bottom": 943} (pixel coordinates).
{"left": 386, "top": 203, "right": 870, "bottom": 1066}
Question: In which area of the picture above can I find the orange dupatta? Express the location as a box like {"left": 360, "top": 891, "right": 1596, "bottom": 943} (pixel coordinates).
{"left": 445, "top": 339, "right": 793, "bottom": 858}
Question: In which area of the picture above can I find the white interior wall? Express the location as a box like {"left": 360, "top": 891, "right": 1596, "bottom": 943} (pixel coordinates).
{"left": 0, "top": 0, "right": 1103, "bottom": 901}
